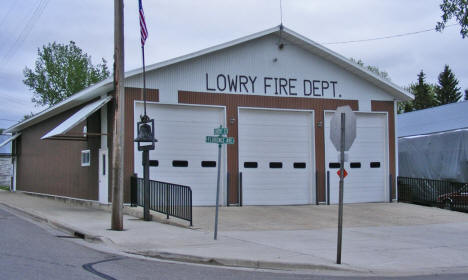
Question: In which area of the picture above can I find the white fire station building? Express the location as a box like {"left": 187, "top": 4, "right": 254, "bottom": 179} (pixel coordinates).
{"left": 4, "top": 26, "right": 413, "bottom": 206}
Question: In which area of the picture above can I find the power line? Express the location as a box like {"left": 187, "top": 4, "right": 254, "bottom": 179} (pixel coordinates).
{"left": 322, "top": 24, "right": 458, "bottom": 45}
{"left": 0, "top": 1, "right": 17, "bottom": 30}
{"left": 0, "top": 0, "right": 50, "bottom": 66}
{"left": 0, "top": 118, "right": 18, "bottom": 122}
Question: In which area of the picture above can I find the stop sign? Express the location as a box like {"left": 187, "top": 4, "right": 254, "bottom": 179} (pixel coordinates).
{"left": 330, "top": 106, "right": 357, "bottom": 151}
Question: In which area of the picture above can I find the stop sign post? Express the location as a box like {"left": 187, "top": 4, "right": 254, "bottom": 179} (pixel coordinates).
{"left": 330, "top": 106, "right": 356, "bottom": 265}
{"left": 330, "top": 105, "right": 356, "bottom": 151}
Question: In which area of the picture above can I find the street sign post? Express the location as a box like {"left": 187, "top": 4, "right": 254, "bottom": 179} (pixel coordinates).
{"left": 206, "top": 125, "right": 235, "bottom": 240}
{"left": 330, "top": 106, "right": 356, "bottom": 265}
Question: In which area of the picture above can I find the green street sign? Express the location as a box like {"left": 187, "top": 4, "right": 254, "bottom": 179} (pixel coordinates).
{"left": 206, "top": 136, "right": 235, "bottom": 145}
{"left": 214, "top": 127, "right": 228, "bottom": 136}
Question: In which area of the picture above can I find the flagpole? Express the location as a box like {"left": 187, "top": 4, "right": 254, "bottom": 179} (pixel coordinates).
{"left": 142, "top": 44, "right": 147, "bottom": 117}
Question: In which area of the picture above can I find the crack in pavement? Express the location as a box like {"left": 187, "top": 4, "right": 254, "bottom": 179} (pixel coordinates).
{"left": 82, "top": 257, "right": 125, "bottom": 280}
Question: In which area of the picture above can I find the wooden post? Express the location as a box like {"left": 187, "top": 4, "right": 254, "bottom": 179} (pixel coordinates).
{"left": 111, "top": 0, "right": 125, "bottom": 231}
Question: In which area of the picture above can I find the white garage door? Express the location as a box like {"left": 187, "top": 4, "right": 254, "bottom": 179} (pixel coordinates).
{"left": 134, "top": 103, "right": 225, "bottom": 206}
{"left": 324, "top": 112, "right": 388, "bottom": 204}
{"left": 239, "top": 108, "right": 314, "bottom": 205}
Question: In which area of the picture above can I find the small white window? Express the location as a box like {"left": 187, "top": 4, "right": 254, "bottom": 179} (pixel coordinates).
{"left": 81, "top": 150, "right": 90, "bottom": 166}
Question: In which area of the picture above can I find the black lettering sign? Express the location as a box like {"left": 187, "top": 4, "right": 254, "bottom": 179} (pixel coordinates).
{"left": 279, "top": 78, "right": 288, "bottom": 95}
{"left": 289, "top": 78, "right": 297, "bottom": 95}
{"left": 206, "top": 73, "right": 216, "bottom": 91}
{"left": 274, "top": 78, "right": 279, "bottom": 95}
{"left": 217, "top": 74, "right": 226, "bottom": 91}
{"left": 239, "top": 75, "right": 248, "bottom": 92}
{"left": 264, "top": 77, "right": 272, "bottom": 94}
{"left": 227, "top": 75, "right": 237, "bottom": 92}
{"left": 330, "top": 81, "right": 338, "bottom": 97}
{"left": 312, "top": 80, "right": 321, "bottom": 96}
{"left": 321, "top": 81, "right": 329, "bottom": 96}
{"left": 249, "top": 76, "right": 257, "bottom": 93}
{"left": 303, "top": 79, "right": 312, "bottom": 96}
{"left": 205, "top": 73, "right": 339, "bottom": 98}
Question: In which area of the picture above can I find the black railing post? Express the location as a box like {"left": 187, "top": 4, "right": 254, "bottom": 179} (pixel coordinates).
{"left": 130, "top": 173, "right": 137, "bottom": 207}
{"left": 189, "top": 189, "right": 193, "bottom": 226}
{"left": 239, "top": 172, "right": 243, "bottom": 207}
{"left": 315, "top": 170, "right": 319, "bottom": 205}
{"left": 166, "top": 183, "right": 169, "bottom": 220}
{"left": 389, "top": 174, "right": 393, "bottom": 203}
{"left": 327, "top": 171, "right": 330, "bottom": 205}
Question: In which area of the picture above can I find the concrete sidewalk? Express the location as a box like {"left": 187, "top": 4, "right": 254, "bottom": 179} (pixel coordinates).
{"left": 2, "top": 190, "right": 468, "bottom": 276}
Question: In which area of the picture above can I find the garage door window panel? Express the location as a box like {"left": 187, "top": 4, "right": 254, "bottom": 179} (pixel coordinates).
{"left": 244, "top": 162, "right": 258, "bottom": 168}
{"left": 269, "top": 162, "right": 283, "bottom": 168}
{"left": 201, "top": 161, "right": 216, "bottom": 167}
{"left": 293, "top": 162, "right": 306, "bottom": 169}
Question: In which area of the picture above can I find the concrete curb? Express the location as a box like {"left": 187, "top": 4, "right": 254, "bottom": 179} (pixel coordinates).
{"left": 0, "top": 202, "right": 103, "bottom": 242}
{"left": 122, "top": 206, "right": 193, "bottom": 229}
{"left": 128, "top": 250, "right": 363, "bottom": 273}
{"left": 18, "top": 191, "right": 193, "bottom": 229}
{"left": 0, "top": 200, "right": 360, "bottom": 273}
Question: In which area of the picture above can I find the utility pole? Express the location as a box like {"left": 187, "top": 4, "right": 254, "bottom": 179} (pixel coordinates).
{"left": 111, "top": 0, "right": 125, "bottom": 231}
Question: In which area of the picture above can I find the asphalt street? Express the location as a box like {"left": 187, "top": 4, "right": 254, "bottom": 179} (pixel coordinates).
{"left": 0, "top": 205, "right": 466, "bottom": 280}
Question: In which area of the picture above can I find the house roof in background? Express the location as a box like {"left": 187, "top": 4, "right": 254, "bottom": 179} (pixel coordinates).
{"left": 398, "top": 101, "right": 468, "bottom": 137}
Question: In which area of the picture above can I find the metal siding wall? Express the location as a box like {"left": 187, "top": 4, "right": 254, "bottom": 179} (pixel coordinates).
{"left": 16, "top": 103, "right": 100, "bottom": 200}
{"left": 179, "top": 91, "right": 358, "bottom": 204}
{"left": 126, "top": 34, "right": 394, "bottom": 106}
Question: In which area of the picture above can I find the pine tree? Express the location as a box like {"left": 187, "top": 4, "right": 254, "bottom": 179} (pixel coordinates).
{"left": 435, "top": 65, "right": 462, "bottom": 105}
{"left": 411, "top": 70, "right": 437, "bottom": 110}
{"left": 464, "top": 89, "right": 468, "bottom": 101}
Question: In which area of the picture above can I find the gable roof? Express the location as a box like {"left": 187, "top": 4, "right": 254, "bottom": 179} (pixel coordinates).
{"left": 398, "top": 101, "right": 468, "bottom": 137}
{"left": 7, "top": 25, "right": 412, "bottom": 134}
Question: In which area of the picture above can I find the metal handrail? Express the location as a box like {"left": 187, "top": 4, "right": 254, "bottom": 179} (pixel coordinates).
{"left": 131, "top": 175, "right": 193, "bottom": 226}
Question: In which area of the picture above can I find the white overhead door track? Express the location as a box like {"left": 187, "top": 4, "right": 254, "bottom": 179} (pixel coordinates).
{"left": 239, "top": 108, "right": 315, "bottom": 205}
{"left": 325, "top": 112, "right": 388, "bottom": 204}
{"left": 134, "top": 103, "right": 225, "bottom": 206}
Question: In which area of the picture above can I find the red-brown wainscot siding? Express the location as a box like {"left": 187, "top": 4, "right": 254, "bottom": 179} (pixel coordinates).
{"left": 16, "top": 104, "right": 101, "bottom": 200}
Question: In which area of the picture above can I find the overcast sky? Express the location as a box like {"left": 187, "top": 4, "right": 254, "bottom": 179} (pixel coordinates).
{"left": 0, "top": 0, "right": 466, "bottom": 129}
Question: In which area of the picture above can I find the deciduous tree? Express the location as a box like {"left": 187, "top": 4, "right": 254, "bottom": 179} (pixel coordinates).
{"left": 350, "top": 58, "right": 391, "bottom": 81}
{"left": 436, "top": 0, "right": 468, "bottom": 38}
{"left": 23, "top": 41, "right": 109, "bottom": 107}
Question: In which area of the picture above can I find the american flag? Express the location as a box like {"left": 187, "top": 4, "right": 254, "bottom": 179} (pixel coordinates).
{"left": 139, "top": 0, "right": 148, "bottom": 46}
